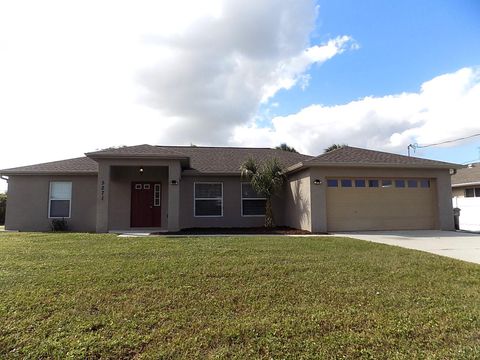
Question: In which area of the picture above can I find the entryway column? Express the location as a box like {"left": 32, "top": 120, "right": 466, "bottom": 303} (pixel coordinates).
{"left": 167, "top": 162, "right": 181, "bottom": 232}
{"left": 96, "top": 161, "right": 111, "bottom": 233}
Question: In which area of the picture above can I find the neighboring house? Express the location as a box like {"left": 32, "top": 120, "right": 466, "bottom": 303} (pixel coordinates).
{"left": 0, "top": 145, "right": 460, "bottom": 233}
{"left": 452, "top": 162, "right": 480, "bottom": 231}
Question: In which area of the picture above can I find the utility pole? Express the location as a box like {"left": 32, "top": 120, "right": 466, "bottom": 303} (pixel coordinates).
{"left": 407, "top": 144, "right": 415, "bottom": 157}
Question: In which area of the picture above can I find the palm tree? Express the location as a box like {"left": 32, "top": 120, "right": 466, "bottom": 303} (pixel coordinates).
{"left": 275, "top": 143, "right": 298, "bottom": 153}
{"left": 324, "top": 143, "right": 347, "bottom": 153}
{"left": 240, "top": 157, "right": 285, "bottom": 228}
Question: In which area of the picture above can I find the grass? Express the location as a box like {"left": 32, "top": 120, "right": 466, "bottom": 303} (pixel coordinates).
{"left": 0, "top": 233, "right": 479, "bottom": 359}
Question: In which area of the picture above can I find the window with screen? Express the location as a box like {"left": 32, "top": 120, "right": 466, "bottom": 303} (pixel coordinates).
{"left": 241, "top": 183, "right": 266, "bottom": 216}
{"left": 49, "top": 182, "right": 72, "bottom": 218}
{"left": 194, "top": 183, "right": 223, "bottom": 216}
{"left": 465, "top": 187, "right": 480, "bottom": 198}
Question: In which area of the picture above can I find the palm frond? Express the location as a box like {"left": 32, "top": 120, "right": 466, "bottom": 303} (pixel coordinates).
{"left": 240, "top": 157, "right": 258, "bottom": 180}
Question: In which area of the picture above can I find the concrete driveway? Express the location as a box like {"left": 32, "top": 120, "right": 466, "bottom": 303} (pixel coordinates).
{"left": 334, "top": 230, "right": 480, "bottom": 264}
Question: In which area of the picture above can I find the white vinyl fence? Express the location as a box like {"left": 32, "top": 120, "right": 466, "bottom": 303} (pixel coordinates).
{"left": 453, "top": 197, "right": 480, "bottom": 232}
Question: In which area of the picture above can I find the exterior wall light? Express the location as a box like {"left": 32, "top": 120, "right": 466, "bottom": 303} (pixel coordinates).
{"left": 313, "top": 179, "right": 322, "bottom": 185}
{"left": 139, "top": 167, "right": 144, "bottom": 174}
{"left": 170, "top": 180, "right": 179, "bottom": 185}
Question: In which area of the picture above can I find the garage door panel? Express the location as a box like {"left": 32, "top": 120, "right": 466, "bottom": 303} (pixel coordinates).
{"left": 327, "top": 180, "right": 437, "bottom": 231}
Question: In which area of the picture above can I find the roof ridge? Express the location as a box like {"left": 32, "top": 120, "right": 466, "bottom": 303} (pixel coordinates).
{"left": 298, "top": 145, "right": 461, "bottom": 170}
{"left": 344, "top": 145, "right": 419, "bottom": 159}
{"left": 309, "top": 145, "right": 455, "bottom": 165}
{"left": 156, "top": 145, "right": 275, "bottom": 150}
{"left": 305, "top": 145, "right": 347, "bottom": 162}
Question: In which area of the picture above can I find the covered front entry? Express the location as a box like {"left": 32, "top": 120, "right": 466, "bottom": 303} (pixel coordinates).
{"left": 326, "top": 178, "right": 437, "bottom": 231}
{"left": 131, "top": 182, "right": 162, "bottom": 227}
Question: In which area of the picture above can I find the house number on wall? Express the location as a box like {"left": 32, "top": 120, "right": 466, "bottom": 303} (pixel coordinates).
{"left": 101, "top": 180, "right": 105, "bottom": 200}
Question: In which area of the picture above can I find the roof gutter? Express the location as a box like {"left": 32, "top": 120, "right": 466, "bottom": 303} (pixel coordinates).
{"left": 0, "top": 171, "right": 98, "bottom": 176}
{"left": 285, "top": 162, "right": 464, "bottom": 173}
{"left": 85, "top": 154, "right": 190, "bottom": 160}
{"left": 284, "top": 162, "right": 305, "bottom": 174}
{"left": 452, "top": 181, "right": 480, "bottom": 188}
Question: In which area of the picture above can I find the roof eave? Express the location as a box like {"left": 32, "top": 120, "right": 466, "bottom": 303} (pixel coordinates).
{"left": 0, "top": 171, "right": 98, "bottom": 176}
{"left": 181, "top": 169, "right": 243, "bottom": 176}
{"left": 284, "top": 162, "right": 305, "bottom": 174}
{"left": 288, "top": 162, "right": 462, "bottom": 170}
{"left": 452, "top": 181, "right": 480, "bottom": 188}
{"left": 85, "top": 153, "right": 190, "bottom": 160}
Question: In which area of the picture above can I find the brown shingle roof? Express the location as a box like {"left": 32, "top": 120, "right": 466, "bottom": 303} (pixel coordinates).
{"left": 288, "top": 146, "right": 461, "bottom": 171}
{"left": 0, "top": 157, "right": 98, "bottom": 175}
{"left": 85, "top": 144, "right": 189, "bottom": 158}
{"left": 165, "top": 146, "right": 312, "bottom": 173}
{"left": 1, "top": 146, "right": 312, "bottom": 175}
{"left": 452, "top": 162, "right": 480, "bottom": 186}
{"left": 1, "top": 145, "right": 461, "bottom": 176}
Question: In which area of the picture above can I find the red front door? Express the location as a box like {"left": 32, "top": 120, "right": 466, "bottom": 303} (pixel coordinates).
{"left": 131, "top": 182, "right": 162, "bottom": 227}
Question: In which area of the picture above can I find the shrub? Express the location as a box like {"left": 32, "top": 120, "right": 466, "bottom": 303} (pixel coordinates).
{"left": 51, "top": 218, "right": 68, "bottom": 232}
{"left": 0, "top": 193, "right": 6, "bottom": 225}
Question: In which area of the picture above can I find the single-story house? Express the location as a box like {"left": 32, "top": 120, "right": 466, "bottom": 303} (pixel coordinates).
{"left": 452, "top": 162, "right": 480, "bottom": 231}
{"left": 0, "top": 145, "right": 460, "bottom": 233}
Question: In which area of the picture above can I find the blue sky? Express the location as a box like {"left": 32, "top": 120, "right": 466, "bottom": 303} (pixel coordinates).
{"left": 1, "top": 0, "right": 480, "bottom": 192}
{"left": 269, "top": 0, "right": 480, "bottom": 162}
{"left": 275, "top": 0, "right": 480, "bottom": 106}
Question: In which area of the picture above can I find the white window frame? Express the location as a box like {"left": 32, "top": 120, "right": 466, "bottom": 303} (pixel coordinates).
{"left": 194, "top": 182, "right": 223, "bottom": 217}
{"left": 48, "top": 181, "right": 72, "bottom": 219}
{"left": 241, "top": 182, "right": 266, "bottom": 217}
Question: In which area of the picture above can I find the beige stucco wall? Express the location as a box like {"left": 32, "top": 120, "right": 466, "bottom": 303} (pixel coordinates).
{"left": 283, "top": 169, "right": 312, "bottom": 231}
{"left": 4, "top": 164, "right": 455, "bottom": 233}
{"left": 179, "top": 175, "right": 284, "bottom": 229}
{"left": 94, "top": 158, "right": 182, "bottom": 232}
{"left": 306, "top": 167, "right": 455, "bottom": 232}
{"left": 108, "top": 166, "right": 169, "bottom": 230}
{"left": 452, "top": 185, "right": 479, "bottom": 197}
{"left": 5, "top": 175, "right": 97, "bottom": 232}
{"left": 435, "top": 170, "right": 455, "bottom": 230}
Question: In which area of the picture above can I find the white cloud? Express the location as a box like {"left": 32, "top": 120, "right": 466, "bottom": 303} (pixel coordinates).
{"left": 138, "top": 4, "right": 355, "bottom": 143}
{"left": 0, "top": 0, "right": 353, "bottom": 191}
{"left": 231, "top": 67, "right": 480, "bottom": 155}
{"left": 4, "top": 0, "right": 476, "bottom": 194}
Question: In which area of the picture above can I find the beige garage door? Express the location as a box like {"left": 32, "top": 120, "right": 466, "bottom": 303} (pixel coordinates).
{"left": 326, "top": 178, "right": 437, "bottom": 231}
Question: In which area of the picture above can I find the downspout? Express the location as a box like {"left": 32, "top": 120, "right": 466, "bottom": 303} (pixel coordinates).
{"left": 0, "top": 176, "right": 8, "bottom": 182}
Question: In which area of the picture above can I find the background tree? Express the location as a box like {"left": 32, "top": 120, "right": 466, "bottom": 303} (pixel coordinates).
{"left": 240, "top": 158, "right": 285, "bottom": 228}
{"left": 0, "top": 193, "right": 6, "bottom": 226}
{"left": 324, "top": 144, "right": 347, "bottom": 153}
{"left": 275, "top": 143, "right": 298, "bottom": 153}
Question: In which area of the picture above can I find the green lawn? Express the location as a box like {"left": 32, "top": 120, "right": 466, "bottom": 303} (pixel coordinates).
{"left": 1, "top": 233, "right": 479, "bottom": 359}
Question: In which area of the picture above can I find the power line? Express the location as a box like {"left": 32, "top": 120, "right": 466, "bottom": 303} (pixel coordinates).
{"left": 407, "top": 132, "right": 480, "bottom": 156}
{"left": 415, "top": 132, "right": 480, "bottom": 148}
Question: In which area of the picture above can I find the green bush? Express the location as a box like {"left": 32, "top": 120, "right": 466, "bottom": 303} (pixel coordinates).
{"left": 51, "top": 218, "right": 69, "bottom": 231}
{"left": 0, "top": 193, "right": 6, "bottom": 225}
